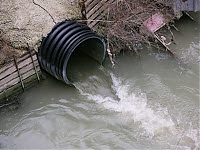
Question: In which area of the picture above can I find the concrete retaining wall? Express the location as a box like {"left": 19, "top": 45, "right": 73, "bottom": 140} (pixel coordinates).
{"left": 0, "top": 0, "right": 81, "bottom": 51}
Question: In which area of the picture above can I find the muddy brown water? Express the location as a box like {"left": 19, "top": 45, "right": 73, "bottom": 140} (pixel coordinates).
{"left": 0, "top": 14, "right": 199, "bottom": 149}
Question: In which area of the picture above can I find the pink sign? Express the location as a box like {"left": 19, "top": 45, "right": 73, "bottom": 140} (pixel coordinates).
{"left": 143, "top": 13, "right": 166, "bottom": 33}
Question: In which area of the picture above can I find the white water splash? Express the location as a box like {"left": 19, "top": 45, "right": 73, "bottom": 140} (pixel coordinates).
{"left": 181, "top": 42, "right": 200, "bottom": 63}
{"left": 74, "top": 73, "right": 175, "bottom": 137}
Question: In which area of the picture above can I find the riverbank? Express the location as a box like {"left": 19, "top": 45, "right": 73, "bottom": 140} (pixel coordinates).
{"left": 0, "top": 0, "right": 81, "bottom": 110}
{"left": 0, "top": 1, "right": 199, "bottom": 110}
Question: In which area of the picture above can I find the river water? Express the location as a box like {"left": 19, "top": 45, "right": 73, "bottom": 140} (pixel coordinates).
{"left": 0, "top": 14, "right": 199, "bottom": 149}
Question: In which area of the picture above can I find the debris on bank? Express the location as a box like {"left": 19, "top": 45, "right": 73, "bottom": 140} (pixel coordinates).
{"left": 86, "top": 0, "right": 175, "bottom": 53}
{"left": 0, "top": 96, "right": 20, "bottom": 112}
{"left": 85, "top": 0, "right": 199, "bottom": 64}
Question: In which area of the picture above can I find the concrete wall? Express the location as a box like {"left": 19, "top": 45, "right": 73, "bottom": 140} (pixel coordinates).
{"left": 0, "top": 0, "right": 81, "bottom": 51}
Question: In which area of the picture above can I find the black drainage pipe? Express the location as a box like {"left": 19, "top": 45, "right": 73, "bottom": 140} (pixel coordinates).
{"left": 38, "top": 20, "right": 106, "bottom": 85}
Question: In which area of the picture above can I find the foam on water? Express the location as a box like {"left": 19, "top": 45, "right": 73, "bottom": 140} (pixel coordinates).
{"left": 74, "top": 70, "right": 200, "bottom": 149}
{"left": 181, "top": 42, "right": 200, "bottom": 64}
{"left": 74, "top": 72, "right": 175, "bottom": 137}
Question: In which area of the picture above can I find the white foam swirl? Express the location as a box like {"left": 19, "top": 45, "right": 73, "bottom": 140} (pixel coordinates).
{"left": 75, "top": 73, "right": 175, "bottom": 136}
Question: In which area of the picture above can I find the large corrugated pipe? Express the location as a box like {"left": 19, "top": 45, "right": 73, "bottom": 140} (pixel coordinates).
{"left": 38, "top": 20, "right": 106, "bottom": 85}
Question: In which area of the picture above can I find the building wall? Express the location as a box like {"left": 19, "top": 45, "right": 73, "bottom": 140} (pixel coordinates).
{"left": 165, "top": 0, "right": 200, "bottom": 12}
{"left": 174, "top": 0, "right": 200, "bottom": 12}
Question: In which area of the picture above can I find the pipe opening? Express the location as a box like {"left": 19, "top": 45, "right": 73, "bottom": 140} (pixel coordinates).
{"left": 67, "top": 49, "right": 99, "bottom": 83}
{"left": 38, "top": 20, "right": 106, "bottom": 85}
{"left": 75, "top": 38, "right": 106, "bottom": 63}
{"left": 67, "top": 38, "right": 106, "bottom": 83}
